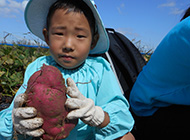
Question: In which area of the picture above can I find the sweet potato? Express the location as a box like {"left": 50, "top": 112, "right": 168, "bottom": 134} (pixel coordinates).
{"left": 25, "top": 64, "right": 77, "bottom": 140}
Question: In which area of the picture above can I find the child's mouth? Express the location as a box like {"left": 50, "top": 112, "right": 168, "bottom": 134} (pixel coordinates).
{"left": 59, "top": 55, "right": 74, "bottom": 62}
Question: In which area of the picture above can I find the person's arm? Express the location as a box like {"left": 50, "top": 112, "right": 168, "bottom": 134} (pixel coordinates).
{"left": 65, "top": 57, "right": 135, "bottom": 139}
{"left": 98, "top": 112, "right": 110, "bottom": 128}
{"left": 129, "top": 17, "right": 190, "bottom": 117}
{"left": 0, "top": 105, "right": 14, "bottom": 140}
{"left": 115, "top": 132, "right": 135, "bottom": 140}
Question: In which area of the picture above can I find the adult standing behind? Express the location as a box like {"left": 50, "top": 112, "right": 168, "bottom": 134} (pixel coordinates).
{"left": 129, "top": 7, "right": 190, "bottom": 140}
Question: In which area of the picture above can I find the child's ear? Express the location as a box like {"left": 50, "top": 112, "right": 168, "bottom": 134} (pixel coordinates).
{"left": 91, "top": 33, "right": 99, "bottom": 50}
{"left": 43, "top": 28, "right": 49, "bottom": 45}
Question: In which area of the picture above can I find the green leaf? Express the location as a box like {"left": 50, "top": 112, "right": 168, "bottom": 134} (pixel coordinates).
{"left": 6, "top": 58, "right": 14, "bottom": 65}
{"left": 1, "top": 81, "right": 7, "bottom": 85}
{"left": 0, "top": 71, "right": 6, "bottom": 77}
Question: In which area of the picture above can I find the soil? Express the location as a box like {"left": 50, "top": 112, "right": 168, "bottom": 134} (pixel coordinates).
{"left": 0, "top": 94, "right": 14, "bottom": 111}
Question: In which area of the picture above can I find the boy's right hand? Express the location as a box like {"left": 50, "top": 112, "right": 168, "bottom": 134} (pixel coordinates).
{"left": 12, "top": 93, "right": 44, "bottom": 137}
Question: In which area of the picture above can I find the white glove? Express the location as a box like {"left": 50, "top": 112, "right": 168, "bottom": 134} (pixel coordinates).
{"left": 65, "top": 78, "right": 105, "bottom": 127}
{"left": 12, "top": 93, "right": 44, "bottom": 137}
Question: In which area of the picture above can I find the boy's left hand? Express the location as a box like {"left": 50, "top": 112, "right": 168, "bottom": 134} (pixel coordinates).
{"left": 65, "top": 78, "right": 105, "bottom": 127}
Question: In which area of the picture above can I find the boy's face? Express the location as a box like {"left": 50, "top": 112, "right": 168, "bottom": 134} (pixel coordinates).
{"left": 43, "top": 9, "right": 95, "bottom": 69}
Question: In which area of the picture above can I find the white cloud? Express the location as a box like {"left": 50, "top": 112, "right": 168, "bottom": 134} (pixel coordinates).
{"left": 22, "top": 0, "right": 28, "bottom": 11}
{"left": 0, "top": 0, "right": 29, "bottom": 17}
{"left": 116, "top": 28, "right": 139, "bottom": 38}
{"left": 8, "top": 0, "right": 21, "bottom": 8}
{"left": 158, "top": 2, "right": 176, "bottom": 8}
{"left": 158, "top": 1, "right": 185, "bottom": 15}
{"left": 0, "top": 0, "right": 6, "bottom": 7}
{"left": 117, "top": 3, "right": 125, "bottom": 14}
{"left": 120, "top": 3, "right": 125, "bottom": 8}
{"left": 0, "top": 7, "right": 11, "bottom": 14}
{"left": 117, "top": 7, "right": 122, "bottom": 14}
{"left": 170, "top": 8, "right": 184, "bottom": 15}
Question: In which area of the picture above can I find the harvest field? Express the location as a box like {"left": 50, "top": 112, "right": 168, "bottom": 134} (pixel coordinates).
{"left": 0, "top": 44, "right": 50, "bottom": 110}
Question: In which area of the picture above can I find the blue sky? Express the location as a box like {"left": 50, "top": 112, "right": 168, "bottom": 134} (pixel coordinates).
{"left": 0, "top": 0, "right": 189, "bottom": 51}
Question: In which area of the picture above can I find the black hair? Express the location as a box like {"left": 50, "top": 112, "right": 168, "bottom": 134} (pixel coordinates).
{"left": 180, "top": 6, "right": 190, "bottom": 21}
{"left": 46, "top": 0, "right": 96, "bottom": 35}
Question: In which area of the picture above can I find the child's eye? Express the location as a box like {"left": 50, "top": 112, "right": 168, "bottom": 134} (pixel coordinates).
{"left": 55, "top": 33, "right": 63, "bottom": 36}
{"left": 77, "top": 35, "right": 86, "bottom": 38}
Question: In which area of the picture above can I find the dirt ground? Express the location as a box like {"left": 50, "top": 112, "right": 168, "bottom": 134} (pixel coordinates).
{"left": 0, "top": 94, "right": 14, "bottom": 111}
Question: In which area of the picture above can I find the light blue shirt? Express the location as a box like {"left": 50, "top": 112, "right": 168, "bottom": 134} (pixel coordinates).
{"left": 0, "top": 56, "right": 134, "bottom": 140}
{"left": 130, "top": 16, "right": 190, "bottom": 117}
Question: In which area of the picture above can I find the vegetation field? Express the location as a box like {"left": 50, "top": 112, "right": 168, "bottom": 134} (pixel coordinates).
{"left": 0, "top": 44, "right": 50, "bottom": 110}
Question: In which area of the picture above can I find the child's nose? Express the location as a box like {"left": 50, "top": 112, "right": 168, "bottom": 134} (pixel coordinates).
{"left": 62, "top": 47, "right": 73, "bottom": 52}
{"left": 63, "top": 37, "right": 74, "bottom": 52}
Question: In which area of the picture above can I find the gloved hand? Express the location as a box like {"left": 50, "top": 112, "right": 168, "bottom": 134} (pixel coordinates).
{"left": 12, "top": 93, "right": 44, "bottom": 137}
{"left": 65, "top": 78, "right": 105, "bottom": 127}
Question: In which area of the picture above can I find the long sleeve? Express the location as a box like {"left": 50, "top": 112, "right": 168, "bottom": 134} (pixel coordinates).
{"left": 129, "top": 16, "right": 190, "bottom": 117}
{"left": 0, "top": 104, "right": 14, "bottom": 140}
{"left": 95, "top": 62, "right": 134, "bottom": 139}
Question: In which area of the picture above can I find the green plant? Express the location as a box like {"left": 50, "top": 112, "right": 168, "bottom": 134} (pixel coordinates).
{"left": 142, "top": 49, "right": 153, "bottom": 62}
{"left": 0, "top": 44, "right": 50, "bottom": 97}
